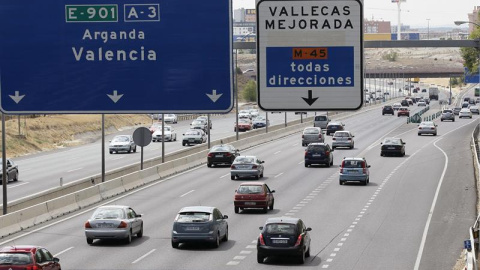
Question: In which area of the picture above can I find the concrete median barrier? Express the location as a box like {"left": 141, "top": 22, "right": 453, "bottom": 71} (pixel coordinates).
{"left": 46, "top": 193, "right": 79, "bottom": 218}
{"left": 139, "top": 166, "right": 160, "bottom": 185}
{"left": 98, "top": 178, "right": 126, "bottom": 199}
{"left": 121, "top": 171, "right": 143, "bottom": 191}
{"left": 75, "top": 186, "right": 102, "bottom": 208}
{"left": 16, "top": 203, "right": 51, "bottom": 230}
{"left": 0, "top": 212, "right": 22, "bottom": 237}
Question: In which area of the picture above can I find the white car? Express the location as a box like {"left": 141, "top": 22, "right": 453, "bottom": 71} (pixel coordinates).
{"left": 152, "top": 126, "right": 177, "bottom": 142}
{"left": 459, "top": 108, "right": 473, "bottom": 119}
{"left": 238, "top": 110, "right": 252, "bottom": 119}
{"left": 109, "top": 135, "right": 137, "bottom": 154}
{"left": 249, "top": 109, "right": 259, "bottom": 118}
{"left": 417, "top": 101, "right": 426, "bottom": 106}
{"left": 392, "top": 103, "right": 401, "bottom": 110}
{"left": 164, "top": 114, "right": 178, "bottom": 124}
{"left": 196, "top": 116, "right": 212, "bottom": 129}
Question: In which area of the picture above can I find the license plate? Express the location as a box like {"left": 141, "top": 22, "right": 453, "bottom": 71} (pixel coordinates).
{"left": 272, "top": 239, "right": 288, "bottom": 244}
{"left": 98, "top": 223, "right": 114, "bottom": 228}
{"left": 312, "top": 154, "right": 321, "bottom": 157}
{"left": 215, "top": 155, "right": 223, "bottom": 158}
{"left": 388, "top": 147, "right": 395, "bottom": 150}
{"left": 185, "top": 227, "right": 200, "bottom": 231}
{"left": 189, "top": 139, "right": 194, "bottom": 142}
{"left": 245, "top": 202, "right": 256, "bottom": 205}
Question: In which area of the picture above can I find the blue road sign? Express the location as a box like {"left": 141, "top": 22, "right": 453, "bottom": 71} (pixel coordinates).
{"left": 0, "top": 0, "right": 232, "bottom": 113}
{"left": 465, "top": 67, "right": 480, "bottom": 84}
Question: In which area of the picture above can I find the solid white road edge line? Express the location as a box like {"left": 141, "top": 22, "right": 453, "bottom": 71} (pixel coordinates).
{"left": 132, "top": 249, "right": 156, "bottom": 264}
{"left": 180, "top": 190, "right": 195, "bottom": 197}
{"left": 54, "top": 246, "right": 74, "bottom": 257}
{"left": 66, "top": 168, "right": 83, "bottom": 173}
{"left": 8, "top": 182, "right": 29, "bottom": 189}
{"left": 413, "top": 138, "right": 448, "bottom": 270}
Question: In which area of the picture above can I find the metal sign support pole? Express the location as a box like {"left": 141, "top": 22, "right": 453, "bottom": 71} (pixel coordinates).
{"left": 265, "top": 112, "right": 268, "bottom": 133}
{"left": 101, "top": 114, "right": 105, "bottom": 183}
{"left": 141, "top": 147, "right": 144, "bottom": 170}
{"left": 2, "top": 113, "right": 7, "bottom": 214}
{"left": 284, "top": 112, "right": 287, "bottom": 127}
{"left": 207, "top": 114, "right": 211, "bottom": 148}
{"left": 162, "top": 113, "right": 165, "bottom": 163}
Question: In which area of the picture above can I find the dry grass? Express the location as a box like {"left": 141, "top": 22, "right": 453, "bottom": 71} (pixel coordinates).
{"left": 1, "top": 114, "right": 152, "bottom": 157}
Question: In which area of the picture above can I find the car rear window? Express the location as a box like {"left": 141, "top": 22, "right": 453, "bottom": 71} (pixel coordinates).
{"left": 211, "top": 146, "right": 230, "bottom": 152}
{"left": 383, "top": 138, "right": 401, "bottom": 145}
{"left": 0, "top": 252, "right": 33, "bottom": 265}
{"left": 113, "top": 136, "right": 129, "bottom": 142}
{"left": 384, "top": 106, "right": 392, "bottom": 109}
{"left": 304, "top": 128, "right": 319, "bottom": 134}
{"left": 235, "top": 157, "right": 254, "bottom": 163}
{"left": 315, "top": 116, "right": 327, "bottom": 121}
{"left": 265, "top": 223, "right": 296, "bottom": 235}
{"left": 237, "top": 185, "right": 263, "bottom": 194}
{"left": 334, "top": 132, "right": 349, "bottom": 137}
{"left": 343, "top": 160, "right": 364, "bottom": 168}
{"left": 185, "top": 131, "right": 199, "bottom": 135}
{"left": 307, "top": 145, "right": 326, "bottom": 151}
{"left": 176, "top": 212, "right": 211, "bottom": 222}
{"left": 92, "top": 208, "right": 125, "bottom": 219}
{"left": 443, "top": 110, "right": 452, "bottom": 113}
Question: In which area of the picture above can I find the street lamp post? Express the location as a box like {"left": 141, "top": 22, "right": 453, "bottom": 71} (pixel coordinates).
{"left": 426, "top": 19, "right": 430, "bottom": 40}
{"left": 454, "top": 21, "right": 480, "bottom": 89}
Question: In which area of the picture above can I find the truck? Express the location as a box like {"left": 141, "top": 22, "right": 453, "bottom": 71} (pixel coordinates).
{"left": 429, "top": 87, "right": 439, "bottom": 100}
{"left": 413, "top": 77, "right": 420, "bottom": 83}
{"left": 475, "top": 87, "right": 480, "bottom": 97}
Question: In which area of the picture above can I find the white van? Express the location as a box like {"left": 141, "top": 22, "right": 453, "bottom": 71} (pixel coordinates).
{"left": 313, "top": 115, "right": 330, "bottom": 129}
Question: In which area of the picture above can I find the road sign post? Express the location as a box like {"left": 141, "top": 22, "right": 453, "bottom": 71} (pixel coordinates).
{"left": 257, "top": 0, "right": 363, "bottom": 111}
{"left": 0, "top": 0, "right": 233, "bottom": 113}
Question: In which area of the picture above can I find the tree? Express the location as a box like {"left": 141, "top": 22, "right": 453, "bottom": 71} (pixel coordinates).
{"left": 242, "top": 80, "right": 257, "bottom": 102}
{"left": 460, "top": 26, "right": 480, "bottom": 73}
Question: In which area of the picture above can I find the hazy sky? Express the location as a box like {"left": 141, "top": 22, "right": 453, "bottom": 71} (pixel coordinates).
{"left": 234, "top": 0, "right": 479, "bottom": 28}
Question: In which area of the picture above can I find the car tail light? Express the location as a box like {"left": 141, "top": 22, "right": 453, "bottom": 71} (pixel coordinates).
{"left": 319, "top": 134, "right": 322, "bottom": 139}
{"left": 362, "top": 162, "right": 367, "bottom": 174}
{"left": 252, "top": 165, "right": 258, "bottom": 169}
{"left": 118, "top": 221, "right": 128, "bottom": 228}
{"left": 302, "top": 135, "right": 304, "bottom": 138}
{"left": 431, "top": 127, "right": 435, "bottom": 130}
{"left": 340, "top": 160, "right": 345, "bottom": 173}
{"left": 231, "top": 165, "right": 236, "bottom": 169}
{"left": 259, "top": 234, "right": 266, "bottom": 245}
{"left": 25, "top": 266, "right": 39, "bottom": 270}
{"left": 294, "top": 234, "right": 303, "bottom": 246}
{"left": 418, "top": 127, "right": 422, "bottom": 130}
{"left": 304, "top": 151, "right": 308, "bottom": 157}
{"left": 207, "top": 153, "right": 214, "bottom": 157}
{"left": 85, "top": 221, "right": 92, "bottom": 228}
{"left": 325, "top": 151, "right": 330, "bottom": 156}
{"left": 225, "top": 153, "right": 231, "bottom": 157}
{"left": 332, "top": 137, "right": 336, "bottom": 140}
{"left": 347, "top": 138, "right": 351, "bottom": 141}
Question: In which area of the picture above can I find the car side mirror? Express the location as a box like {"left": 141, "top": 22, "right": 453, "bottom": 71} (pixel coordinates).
{"left": 271, "top": 190, "right": 275, "bottom": 193}
{"left": 380, "top": 142, "right": 383, "bottom": 145}
{"left": 403, "top": 142, "right": 406, "bottom": 144}
{"left": 109, "top": 140, "right": 112, "bottom": 142}
{"left": 53, "top": 258, "right": 60, "bottom": 263}
{"left": 367, "top": 165, "right": 371, "bottom": 168}
{"left": 136, "top": 214, "right": 142, "bottom": 217}
{"left": 352, "top": 135, "right": 355, "bottom": 137}
{"left": 182, "top": 134, "right": 185, "bottom": 136}
{"left": 223, "top": 215, "right": 228, "bottom": 219}
{"left": 261, "top": 161, "right": 265, "bottom": 163}
{"left": 306, "top": 227, "right": 312, "bottom": 231}
{"left": 259, "top": 226, "right": 263, "bottom": 230}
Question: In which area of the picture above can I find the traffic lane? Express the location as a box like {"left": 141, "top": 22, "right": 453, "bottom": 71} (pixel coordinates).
{"left": 418, "top": 120, "right": 477, "bottom": 269}
{"left": 5, "top": 111, "right": 307, "bottom": 201}
{"left": 313, "top": 117, "right": 477, "bottom": 269}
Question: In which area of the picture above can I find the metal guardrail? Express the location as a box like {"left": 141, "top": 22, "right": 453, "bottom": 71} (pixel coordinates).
{"left": 467, "top": 123, "right": 480, "bottom": 270}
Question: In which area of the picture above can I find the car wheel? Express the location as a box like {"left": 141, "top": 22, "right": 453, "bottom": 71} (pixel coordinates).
{"left": 235, "top": 207, "right": 239, "bottom": 213}
{"left": 339, "top": 180, "right": 344, "bottom": 185}
{"left": 304, "top": 163, "right": 309, "bottom": 167}
{"left": 434, "top": 133, "right": 437, "bottom": 136}
{"left": 380, "top": 152, "right": 383, "bottom": 157}
{"left": 305, "top": 244, "right": 311, "bottom": 258}
{"left": 133, "top": 146, "right": 137, "bottom": 153}
{"left": 326, "top": 161, "right": 331, "bottom": 167}
{"left": 223, "top": 227, "right": 229, "bottom": 242}
{"left": 453, "top": 119, "right": 455, "bottom": 122}
{"left": 260, "top": 171, "right": 264, "bottom": 178}
{"left": 171, "top": 240, "right": 179, "bottom": 248}
{"left": 109, "top": 151, "right": 113, "bottom": 154}
{"left": 299, "top": 248, "right": 306, "bottom": 264}
{"left": 137, "top": 225, "right": 143, "bottom": 237}
{"left": 213, "top": 233, "right": 220, "bottom": 248}
{"left": 402, "top": 151, "right": 406, "bottom": 157}
{"left": 13, "top": 171, "right": 18, "bottom": 182}
{"left": 263, "top": 207, "right": 268, "bottom": 213}
{"left": 86, "top": 238, "right": 93, "bottom": 245}
{"left": 257, "top": 253, "right": 265, "bottom": 264}
{"left": 254, "top": 175, "right": 259, "bottom": 180}
{"left": 207, "top": 163, "right": 212, "bottom": 168}
{"left": 418, "top": 133, "right": 421, "bottom": 136}
{"left": 125, "top": 231, "right": 132, "bottom": 244}
{"left": 152, "top": 139, "right": 156, "bottom": 142}
{"left": 231, "top": 176, "right": 235, "bottom": 180}
{"left": 269, "top": 200, "right": 274, "bottom": 210}
{"left": 364, "top": 180, "right": 368, "bottom": 186}
{"left": 441, "top": 119, "right": 443, "bottom": 122}
{"left": 128, "top": 147, "right": 132, "bottom": 153}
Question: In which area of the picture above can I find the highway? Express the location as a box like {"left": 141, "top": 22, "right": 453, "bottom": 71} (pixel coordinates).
{"left": 0, "top": 85, "right": 475, "bottom": 269}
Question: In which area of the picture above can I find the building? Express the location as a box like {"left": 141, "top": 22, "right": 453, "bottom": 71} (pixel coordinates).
{"left": 468, "top": 6, "right": 480, "bottom": 35}
{"left": 233, "top": 9, "right": 257, "bottom": 42}
{"left": 364, "top": 19, "right": 391, "bottom": 34}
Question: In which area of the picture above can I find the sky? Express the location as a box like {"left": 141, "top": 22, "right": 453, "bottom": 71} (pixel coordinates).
{"left": 233, "top": 0, "right": 479, "bottom": 28}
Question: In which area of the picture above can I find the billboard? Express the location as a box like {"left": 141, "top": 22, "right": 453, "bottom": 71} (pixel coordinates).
{"left": 465, "top": 67, "right": 480, "bottom": 84}
{"left": 391, "top": 33, "right": 420, "bottom": 40}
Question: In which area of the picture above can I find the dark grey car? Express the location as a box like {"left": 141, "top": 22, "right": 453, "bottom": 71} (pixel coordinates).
{"left": 440, "top": 109, "right": 455, "bottom": 122}
{"left": 171, "top": 206, "right": 228, "bottom": 248}
{"left": 0, "top": 159, "right": 19, "bottom": 183}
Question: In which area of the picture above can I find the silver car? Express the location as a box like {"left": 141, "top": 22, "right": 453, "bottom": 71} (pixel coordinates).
{"left": 231, "top": 156, "right": 265, "bottom": 180}
{"left": 190, "top": 119, "right": 208, "bottom": 133}
{"left": 332, "top": 131, "right": 355, "bottom": 149}
{"left": 302, "top": 127, "right": 324, "bottom": 146}
{"left": 84, "top": 205, "right": 143, "bottom": 245}
{"left": 459, "top": 108, "right": 473, "bottom": 119}
{"left": 418, "top": 121, "right": 437, "bottom": 136}
{"left": 470, "top": 105, "right": 480, "bottom": 114}
{"left": 171, "top": 206, "right": 228, "bottom": 248}
{"left": 182, "top": 129, "right": 207, "bottom": 146}
{"left": 440, "top": 109, "right": 455, "bottom": 122}
{"left": 109, "top": 135, "right": 137, "bottom": 154}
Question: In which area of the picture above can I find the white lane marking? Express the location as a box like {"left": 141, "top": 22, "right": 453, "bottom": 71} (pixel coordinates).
{"left": 227, "top": 261, "right": 240, "bottom": 266}
{"left": 132, "top": 249, "right": 156, "bottom": 264}
{"left": 66, "top": 167, "right": 83, "bottom": 173}
{"left": 220, "top": 173, "right": 230, "bottom": 178}
{"left": 326, "top": 258, "right": 333, "bottom": 262}
{"left": 54, "top": 246, "right": 74, "bottom": 257}
{"left": 298, "top": 160, "right": 305, "bottom": 164}
{"left": 292, "top": 143, "right": 298, "bottom": 146}
{"left": 240, "top": 250, "right": 252, "bottom": 254}
{"left": 111, "top": 156, "right": 125, "bottom": 161}
{"left": 334, "top": 248, "right": 340, "bottom": 252}
{"left": 246, "top": 245, "right": 256, "bottom": 249}
{"left": 274, "top": 172, "right": 284, "bottom": 178}
{"left": 180, "top": 190, "right": 195, "bottom": 197}
{"left": 274, "top": 151, "right": 281, "bottom": 155}
{"left": 8, "top": 182, "right": 29, "bottom": 189}
{"left": 251, "top": 240, "right": 257, "bottom": 244}
{"left": 414, "top": 138, "right": 448, "bottom": 270}
{"left": 322, "top": 265, "right": 330, "bottom": 268}
{"left": 233, "top": 256, "right": 246, "bottom": 260}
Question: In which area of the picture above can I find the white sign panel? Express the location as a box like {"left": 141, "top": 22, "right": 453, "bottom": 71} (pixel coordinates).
{"left": 257, "top": 0, "right": 363, "bottom": 111}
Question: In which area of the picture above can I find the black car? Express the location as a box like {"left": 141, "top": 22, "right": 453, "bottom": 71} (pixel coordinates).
{"left": 453, "top": 107, "right": 462, "bottom": 115}
{"left": 424, "top": 98, "right": 430, "bottom": 105}
{"left": 325, "top": 122, "right": 345, "bottom": 135}
{"left": 380, "top": 137, "right": 406, "bottom": 157}
{"left": 382, "top": 105, "right": 394, "bottom": 115}
{"left": 400, "top": 100, "right": 409, "bottom": 107}
{"left": 257, "top": 217, "right": 312, "bottom": 264}
{"left": 207, "top": 144, "right": 239, "bottom": 167}
{"left": 304, "top": 143, "right": 334, "bottom": 167}
{"left": 0, "top": 158, "right": 19, "bottom": 183}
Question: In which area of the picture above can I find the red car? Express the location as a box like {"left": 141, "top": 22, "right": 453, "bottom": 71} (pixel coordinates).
{"left": 234, "top": 182, "right": 275, "bottom": 213}
{"left": 0, "top": 245, "right": 61, "bottom": 270}
{"left": 234, "top": 119, "right": 252, "bottom": 132}
{"left": 397, "top": 107, "right": 410, "bottom": 117}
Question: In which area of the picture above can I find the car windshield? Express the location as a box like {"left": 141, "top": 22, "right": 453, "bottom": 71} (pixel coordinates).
{"left": 112, "top": 136, "right": 129, "bottom": 142}
{"left": 255, "top": 117, "right": 265, "bottom": 121}
{"left": 191, "top": 121, "right": 202, "bottom": 125}
{"left": 237, "top": 185, "right": 263, "bottom": 194}
{"left": 211, "top": 145, "right": 230, "bottom": 152}
{"left": 265, "top": 223, "right": 296, "bottom": 235}
{"left": 235, "top": 157, "right": 254, "bottom": 163}
{"left": 239, "top": 119, "right": 249, "bottom": 123}
{"left": 164, "top": 127, "right": 171, "bottom": 131}
{"left": 443, "top": 110, "right": 452, "bottom": 113}
{"left": 304, "top": 128, "right": 319, "bottom": 134}
{"left": 0, "top": 252, "right": 33, "bottom": 265}
{"left": 383, "top": 138, "right": 401, "bottom": 145}
{"left": 185, "top": 131, "right": 199, "bottom": 136}
{"left": 92, "top": 208, "right": 125, "bottom": 219}
{"left": 176, "top": 212, "right": 211, "bottom": 222}
{"left": 315, "top": 116, "right": 327, "bottom": 120}
{"left": 334, "top": 132, "right": 350, "bottom": 137}
{"left": 343, "top": 160, "right": 364, "bottom": 168}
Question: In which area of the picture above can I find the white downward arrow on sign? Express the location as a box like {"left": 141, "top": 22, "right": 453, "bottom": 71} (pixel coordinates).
{"left": 9, "top": 91, "right": 25, "bottom": 104}
{"left": 107, "top": 90, "right": 124, "bottom": 103}
{"left": 206, "top": 89, "right": 223, "bottom": 103}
